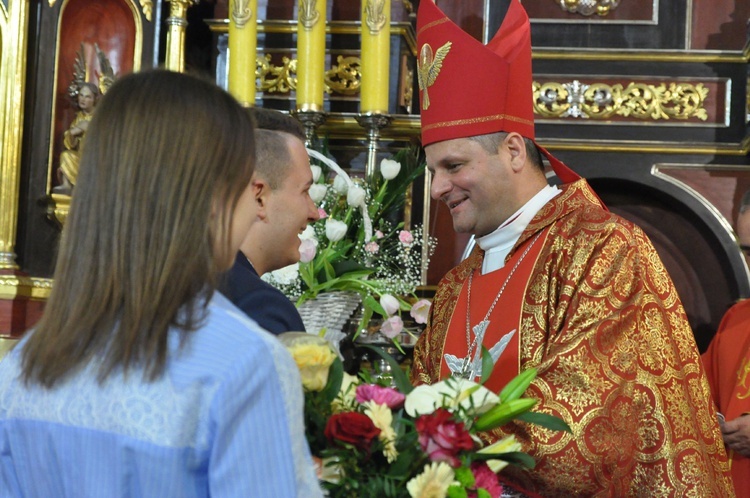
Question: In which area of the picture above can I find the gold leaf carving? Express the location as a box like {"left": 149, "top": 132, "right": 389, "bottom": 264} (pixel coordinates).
{"left": 255, "top": 54, "right": 363, "bottom": 96}
{"left": 533, "top": 80, "right": 709, "bottom": 121}
{"left": 559, "top": 0, "right": 620, "bottom": 17}
{"left": 140, "top": 0, "right": 153, "bottom": 21}
{"left": 325, "top": 56, "right": 361, "bottom": 95}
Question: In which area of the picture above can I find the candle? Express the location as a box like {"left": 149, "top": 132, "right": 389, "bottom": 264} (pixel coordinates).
{"left": 228, "top": 0, "right": 258, "bottom": 107}
{"left": 360, "top": 0, "right": 391, "bottom": 114}
{"left": 296, "top": 0, "right": 327, "bottom": 111}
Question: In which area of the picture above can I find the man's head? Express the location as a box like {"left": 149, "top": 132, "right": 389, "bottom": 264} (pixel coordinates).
{"left": 737, "top": 190, "right": 750, "bottom": 262}
{"left": 239, "top": 125, "right": 319, "bottom": 275}
{"left": 426, "top": 131, "right": 547, "bottom": 237}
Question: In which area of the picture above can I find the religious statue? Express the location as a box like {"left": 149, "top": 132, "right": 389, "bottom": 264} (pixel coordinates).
{"left": 53, "top": 43, "right": 115, "bottom": 194}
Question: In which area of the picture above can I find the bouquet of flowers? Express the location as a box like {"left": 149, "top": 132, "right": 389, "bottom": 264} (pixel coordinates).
{"left": 280, "top": 333, "right": 571, "bottom": 498}
{"left": 264, "top": 145, "right": 436, "bottom": 347}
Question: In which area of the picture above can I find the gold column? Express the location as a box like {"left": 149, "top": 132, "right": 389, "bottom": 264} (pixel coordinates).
{"left": 360, "top": 0, "right": 390, "bottom": 113}
{"left": 296, "top": 0, "right": 326, "bottom": 111}
{"left": 0, "top": 0, "right": 30, "bottom": 270}
{"left": 165, "top": 0, "right": 197, "bottom": 72}
{"left": 228, "top": 0, "right": 258, "bottom": 107}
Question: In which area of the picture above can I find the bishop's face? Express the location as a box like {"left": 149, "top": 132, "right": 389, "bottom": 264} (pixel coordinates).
{"left": 426, "top": 137, "right": 518, "bottom": 237}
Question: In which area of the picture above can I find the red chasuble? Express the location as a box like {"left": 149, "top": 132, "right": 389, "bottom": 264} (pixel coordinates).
{"left": 413, "top": 179, "right": 734, "bottom": 496}
{"left": 440, "top": 230, "right": 548, "bottom": 394}
{"left": 703, "top": 299, "right": 750, "bottom": 496}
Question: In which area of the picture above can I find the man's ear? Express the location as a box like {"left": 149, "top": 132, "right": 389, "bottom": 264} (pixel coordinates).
{"left": 253, "top": 178, "right": 270, "bottom": 220}
{"left": 504, "top": 132, "right": 528, "bottom": 173}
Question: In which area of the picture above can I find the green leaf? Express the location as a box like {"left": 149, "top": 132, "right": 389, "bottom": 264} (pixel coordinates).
{"left": 359, "top": 344, "right": 414, "bottom": 394}
{"left": 492, "top": 451, "right": 536, "bottom": 469}
{"left": 516, "top": 411, "right": 572, "bottom": 433}
{"left": 479, "top": 346, "right": 494, "bottom": 385}
{"left": 321, "top": 358, "right": 344, "bottom": 404}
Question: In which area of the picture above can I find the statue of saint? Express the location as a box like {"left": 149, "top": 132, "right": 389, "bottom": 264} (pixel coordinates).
{"left": 55, "top": 82, "right": 99, "bottom": 193}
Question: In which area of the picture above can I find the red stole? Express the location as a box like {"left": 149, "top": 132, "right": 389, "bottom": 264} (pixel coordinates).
{"left": 440, "top": 229, "right": 548, "bottom": 394}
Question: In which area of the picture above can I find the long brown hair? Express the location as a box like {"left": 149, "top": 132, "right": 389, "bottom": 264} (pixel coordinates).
{"left": 22, "top": 70, "right": 256, "bottom": 387}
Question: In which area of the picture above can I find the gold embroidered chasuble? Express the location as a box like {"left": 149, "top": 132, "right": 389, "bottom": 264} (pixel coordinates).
{"left": 412, "top": 179, "right": 734, "bottom": 496}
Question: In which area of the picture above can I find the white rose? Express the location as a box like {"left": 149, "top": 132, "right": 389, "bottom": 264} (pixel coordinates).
{"left": 332, "top": 175, "right": 349, "bottom": 194}
{"left": 309, "top": 183, "right": 328, "bottom": 203}
{"left": 380, "top": 158, "right": 401, "bottom": 180}
{"left": 325, "top": 218, "right": 348, "bottom": 242}
{"left": 404, "top": 377, "right": 499, "bottom": 417}
{"left": 346, "top": 185, "right": 366, "bottom": 207}
{"left": 310, "top": 164, "right": 322, "bottom": 182}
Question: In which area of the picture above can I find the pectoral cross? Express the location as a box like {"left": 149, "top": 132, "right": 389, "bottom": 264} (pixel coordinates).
{"left": 444, "top": 323, "right": 516, "bottom": 381}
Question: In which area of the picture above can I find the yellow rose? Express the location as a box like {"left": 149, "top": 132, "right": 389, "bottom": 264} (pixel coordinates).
{"left": 279, "top": 333, "right": 337, "bottom": 392}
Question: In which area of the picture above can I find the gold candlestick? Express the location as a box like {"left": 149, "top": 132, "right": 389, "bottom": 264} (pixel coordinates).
{"left": 355, "top": 112, "right": 392, "bottom": 181}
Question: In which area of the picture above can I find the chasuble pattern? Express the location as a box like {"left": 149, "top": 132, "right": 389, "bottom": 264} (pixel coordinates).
{"left": 412, "top": 179, "right": 733, "bottom": 496}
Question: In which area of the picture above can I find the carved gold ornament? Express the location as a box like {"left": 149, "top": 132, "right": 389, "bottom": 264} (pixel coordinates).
{"left": 231, "top": 0, "right": 253, "bottom": 28}
{"left": 533, "top": 80, "right": 709, "bottom": 121}
{"left": 299, "top": 0, "right": 321, "bottom": 30}
{"left": 365, "top": 0, "right": 388, "bottom": 35}
{"left": 49, "top": 0, "right": 153, "bottom": 20}
{"left": 559, "top": 0, "right": 620, "bottom": 16}
{"left": 256, "top": 55, "right": 362, "bottom": 95}
{"left": 417, "top": 41, "right": 452, "bottom": 110}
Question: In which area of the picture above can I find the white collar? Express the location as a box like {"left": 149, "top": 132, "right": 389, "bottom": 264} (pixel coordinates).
{"left": 476, "top": 185, "right": 560, "bottom": 274}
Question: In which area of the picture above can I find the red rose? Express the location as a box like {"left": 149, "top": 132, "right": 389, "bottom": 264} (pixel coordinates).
{"left": 415, "top": 408, "right": 474, "bottom": 467}
{"left": 324, "top": 412, "right": 381, "bottom": 451}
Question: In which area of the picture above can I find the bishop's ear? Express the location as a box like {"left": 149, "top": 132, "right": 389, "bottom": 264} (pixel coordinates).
{"left": 504, "top": 132, "right": 528, "bottom": 172}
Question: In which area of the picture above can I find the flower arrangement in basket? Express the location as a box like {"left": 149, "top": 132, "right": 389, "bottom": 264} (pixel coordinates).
{"left": 280, "top": 333, "right": 571, "bottom": 498}
{"left": 263, "top": 145, "right": 436, "bottom": 347}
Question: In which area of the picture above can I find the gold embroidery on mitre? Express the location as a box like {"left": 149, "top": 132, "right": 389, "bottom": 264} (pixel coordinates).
{"left": 421, "top": 113, "right": 535, "bottom": 132}
{"left": 418, "top": 41, "right": 452, "bottom": 110}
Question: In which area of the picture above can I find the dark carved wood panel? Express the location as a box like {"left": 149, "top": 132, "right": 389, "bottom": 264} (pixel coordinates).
{"left": 525, "top": 0, "right": 654, "bottom": 22}
{"left": 692, "top": 0, "right": 750, "bottom": 50}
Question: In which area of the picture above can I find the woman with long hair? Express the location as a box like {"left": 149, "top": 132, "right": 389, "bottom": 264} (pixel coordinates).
{"left": 0, "top": 70, "right": 321, "bottom": 497}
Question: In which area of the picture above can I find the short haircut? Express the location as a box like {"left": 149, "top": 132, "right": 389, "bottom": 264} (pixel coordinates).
{"left": 250, "top": 107, "right": 305, "bottom": 142}
{"left": 22, "top": 69, "right": 256, "bottom": 387}
{"left": 468, "top": 132, "right": 544, "bottom": 172}
{"left": 254, "top": 129, "right": 296, "bottom": 190}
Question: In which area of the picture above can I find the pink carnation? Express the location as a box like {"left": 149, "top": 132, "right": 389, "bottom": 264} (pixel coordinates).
{"left": 355, "top": 384, "right": 405, "bottom": 409}
{"left": 416, "top": 408, "right": 474, "bottom": 467}
{"left": 398, "top": 230, "right": 414, "bottom": 245}
{"left": 470, "top": 462, "right": 503, "bottom": 498}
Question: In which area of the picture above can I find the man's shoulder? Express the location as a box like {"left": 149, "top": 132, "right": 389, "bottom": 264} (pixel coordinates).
{"left": 719, "top": 298, "right": 750, "bottom": 331}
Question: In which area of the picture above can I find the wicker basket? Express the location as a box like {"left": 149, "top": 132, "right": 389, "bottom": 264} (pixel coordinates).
{"left": 296, "top": 291, "right": 362, "bottom": 336}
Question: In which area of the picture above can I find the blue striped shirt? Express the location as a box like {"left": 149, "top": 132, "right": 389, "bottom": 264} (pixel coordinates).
{"left": 0, "top": 292, "right": 322, "bottom": 497}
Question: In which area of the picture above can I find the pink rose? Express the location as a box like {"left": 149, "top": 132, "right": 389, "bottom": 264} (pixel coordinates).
{"left": 355, "top": 384, "right": 405, "bottom": 409}
{"left": 415, "top": 408, "right": 474, "bottom": 467}
{"left": 409, "top": 299, "right": 431, "bottom": 325}
{"left": 380, "top": 315, "right": 403, "bottom": 339}
{"left": 365, "top": 241, "right": 379, "bottom": 254}
{"left": 299, "top": 239, "right": 317, "bottom": 263}
{"left": 398, "top": 230, "right": 414, "bottom": 245}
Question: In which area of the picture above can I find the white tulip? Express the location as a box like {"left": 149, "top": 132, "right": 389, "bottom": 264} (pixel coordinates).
{"left": 309, "top": 183, "right": 328, "bottom": 203}
{"left": 310, "top": 164, "right": 322, "bottom": 182}
{"left": 380, "top": 158, "right": 401, "bottom": 180}
{"left": 300, "top": 225, "right": 317, "bottom": 241}
{"left": 325, "top": 218, "right": 348, "bottom": 242}
{"left": 332, "top": 175, "right": 349, "bottom": 194}
{"left": 380, "top": 294, "right": 400, "bottom": 316}
{"left": 346, "top": 185, "right": 366, "bottom": 207}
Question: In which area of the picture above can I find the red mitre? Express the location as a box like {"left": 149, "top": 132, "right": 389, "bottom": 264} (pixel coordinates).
{"left": 417, "top": 0, "right": 579, "bottom": 183}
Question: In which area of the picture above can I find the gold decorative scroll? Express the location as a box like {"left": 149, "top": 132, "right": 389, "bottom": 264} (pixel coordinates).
{"left": 365, "top": 0, "right": 387, "bottom": 35}
{"left": 559, "top": 0, "right": 620, "bottom": 17}
{"left": 256, "top": 54, "right": 363, "bottom": 95}
{"left": 533, "top": 80, "right": 709, "bottom": 121}
{"left": 401, "top": 0, "right": 415, "bottom": 14}
{"left": 49, "top": 0, "right": 153, "bottom": 20}
{"left": 232, "top": 0, "right": 252, "bottom": 28}
{"left": 299, "top": 0, "right": 321, "bottom": 30}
